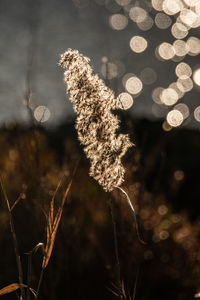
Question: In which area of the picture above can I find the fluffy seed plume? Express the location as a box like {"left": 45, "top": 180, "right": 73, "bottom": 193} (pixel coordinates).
{"left": 59, "top": 49, "right": 133, "bottom": 192}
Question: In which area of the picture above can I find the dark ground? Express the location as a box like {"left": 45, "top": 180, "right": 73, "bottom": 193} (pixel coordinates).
{"left": 0, "top": 117, "right": 200, "bottom": 300}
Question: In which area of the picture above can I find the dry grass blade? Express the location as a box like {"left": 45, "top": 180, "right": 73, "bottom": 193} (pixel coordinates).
{"left": 0, "top": 177, "right": 25, "bottom": 300}
{"left": 11, "top": 193, "right": 23, "bottom": 211}
{"left": 0, "top": 283, "right": 27, "bottom": 296}
{"left": 42, "top": 179, "right": 72, "bottom": 269}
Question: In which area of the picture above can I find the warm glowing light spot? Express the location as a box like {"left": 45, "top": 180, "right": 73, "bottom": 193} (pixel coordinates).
{"left": 155, "top": 13, "right": 172, "bottom": 29}
{"left": 159, "top": 230, "right": 169, "bottom": 240}
{"left": 125, "top": 76, "right": 143, "bottom": 95}
{"left": 174, "top": 170, "right": 184, "bottom": 181}
{"left": 140, "top": 67, "right": 157, "bottom": 85}
{"left": 129, "top": 7, "right": 147, "bottom": 23}
{"left": 162, "top": 120, "right": 172, "bottom": 131}
{"left": 107, "top": 62, "right": 118, "bottom": 79}
{"left": 180, "top": 9, "right": 197, "bottom": 27}
{"left": 193, "top": 68, "right": 200, "bottom": 86}
{"left": 160, "top": 88, "right": 179, "bottom": 106}
{"left": 184, "top": 0, "right": 200, "bottom": 7}
{"left": 158, "top": 42, "right": 175, "bottom": 60}
{"left": 195, "top": 2, "right": 200, "bottom": 15}
{"left": 115, "top": 0, "right": 131, "bottom": 6}
{"left": 194, "top": 106, "right": 200, "bottom": 122}
{"left": 152, "top": 87, "right": 164, "bottom": 104}
{"left": 109, "top": 14, "right": 128, "bottom": 30}
{"left": 158, "top": 205, "right": 168, "bottom": 215}
{"left": 169, "top": 82, "right": 184, "bottom": 99}
{"left": 151, "top": 0, "right": 163, "bottom": 11}
{"left": 177, "top": 78, "right": 193, "bottom": 92}
{"left": 102, "top": 56, "right": 108, "bottom": 63}
{"left": 190, "top": 14, "right": 200, "bottom": 28}
{"left": 162, "top": 0, "right": 182, "bottom": 15}
{"left": 117, "top": 92, "right": 134, "bottom": 109}
{"left": 171, "top": 22, "right": 188, "bottom": 39}
{"left": 167, "top": 110, "right": 184, "bottom": 127}
{"left": 186, "top": 37, "right": 200, "bottom": 55}
{"left": 174, "top": 103, "right": 189, "bottom": 119}
{"left": 175, "top": 62, "right": 192, "bottom": 79}
{"left": 173, "top": 40, "right": 189, "bottom": 57}
{"left": 34, "top": 106, "right": 51, "bottom": 123}
{"left": 137, "top": 16, "right": 154, "bottom": 31}
{"left": 130, "top": 36, "right": 148, "bottom": 53}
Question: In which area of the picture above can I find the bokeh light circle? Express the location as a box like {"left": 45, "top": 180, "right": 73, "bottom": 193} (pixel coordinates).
{"left": 130, "top": 36, "right": 148, "bottom": 53}
{"left": 117, "top": 92, "right": 134, "bottom": 109}
{"left": 160, "top": 88, "right": 179, "bottom": 106}
{"left": 109, "top": 14, "right": 128, "bottom": 30}
{"left": 34, "top": 106, "right": 51, "bottom": 123}
{"left": 125, "top": 76, "right": 143, "bottom": 95}
{"left": 158, "top": 42, "right": 175, "bottom": 60}
{"left": 193, "top": 68, "right": 200, "bottom": 86}
{"left": 194, "top": 106, "right": 200, "bottom": 122}
{"left": 167, "top": 110, "right": 184, "bottom": 127}
{"left": 175, "top": 62, "right": 192, "bottom": 79}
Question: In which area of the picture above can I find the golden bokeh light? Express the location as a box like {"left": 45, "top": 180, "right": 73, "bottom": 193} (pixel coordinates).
{"left": 168, "top": 82, "right": 184, "bottom": 99}
{"left": 152, "top": 87, "right": 164, "bottom": 104}
{"left": 129, "top": 7, "right": 147, "bottom": 23}
{"left": 174, "top": 103, "right": 190, "bottom": 119}
{"left": 151, "top": 0, "right": 163, "bottom": 11}
{"left": 34, "top": 106, "right": 51, "bottom": 123}
{"left": 109, "top": 14, "right": 128, "bottom": 30}
{"left": 155, "top": 12, "right": 172, "bottom": 29}
{"left": 186, "top": 37, "right": 200, "bottom": 55}
{"left": 117, "top": 92, "right": 134, "bottom": 109}
{"left": 160, "top": 88, "right": 179, "bottom": 106}
{"left": 193, "top": 68, "right": 200, "bottom": 86}
{"left": 173, "top": 40, "right": 189, "bottom": 57}
{"left": 177, "top": 77, "right": 194, "bottom": 92}
{"left": 174, "top": 170, "right": 184, "bottom": 181}
{"left": 162, "top": 0, "right": 182, "bottom": 15}
{"left": 137, "top": 16, "right": 154, "bottom": 31}
{"left": 158, "top": 204, "right": 168, "bottom": 215}
{"left": 167, "top": 109, "right": 184, "bottom": 127}
{"left": 125, "top": 76, "right": 143, "bottom": 95}
{"left": 130, "top": 35, "right": 148, "bottom": 53}
{"left": 194, "top": 106, "right": 200, "bottom": 122}
{"left": 162, "top": 120, "right": 172, "bottom": 131}
{"left": 171, "top": 22, "right": 188, "bottom": 39}
{"left": 195, "top": 2, "right": 200, "bottom": 14}
{"left": 166, "top": 109, "right": 184, "bottom": 127}
{"left": 180, "top": 9, "right": 197, "bottom": 27}
{"left": 158, "top": 42, "right": 175, "bottom": 60}
{"left": 140, "top": 67, "right": 157, "bottom": 85}
{"left": 175, "top": 62, "right": 192, "bottom": 79}
{"left": 184, "top": 0, "right": 200, "bottom": 7}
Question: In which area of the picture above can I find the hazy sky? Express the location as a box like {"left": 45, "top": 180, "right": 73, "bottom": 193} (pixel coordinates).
{"left": 1, "top": 0, "right": 200, "bottom": 127}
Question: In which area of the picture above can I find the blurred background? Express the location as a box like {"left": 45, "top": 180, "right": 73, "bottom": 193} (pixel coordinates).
{"left": 1, "top": 0, "right": 200, "bottom": 299}
{"left": 1, "top": 0, "right": 200, "bottom": 128}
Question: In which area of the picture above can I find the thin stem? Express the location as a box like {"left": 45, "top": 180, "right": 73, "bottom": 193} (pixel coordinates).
{"left": 0, "top": 178, "right": 25, "bottom": 300}
{"left": 116, "top": 186, "right": 146, "bottom": 245}
{"left": 36, "top": 268, "right": 44, "bottom": 299}
{"left": 26, "top": 251, "right": 32, "bottom": 300}
{"left": 108, "top": 197, "right": 123, "bottom": 300}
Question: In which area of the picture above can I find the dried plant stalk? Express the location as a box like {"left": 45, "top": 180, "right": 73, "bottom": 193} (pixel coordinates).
{"left": 59, "top": 49, "right": 133, "bottom": 192}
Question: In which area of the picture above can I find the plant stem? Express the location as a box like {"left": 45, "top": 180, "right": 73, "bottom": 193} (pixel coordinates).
{"left": 109, "top": 197, "right": 123, "bottom": 300}
{"left": 36, "top": 268, "right": 44, "bottom": 299}
{"left": 0, "top": 178, "right": 25, "bottom": 300}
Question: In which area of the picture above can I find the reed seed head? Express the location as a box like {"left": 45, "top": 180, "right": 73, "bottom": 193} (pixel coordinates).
{"left": 59, "top": 49, "right": 133, "bottom": 192}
